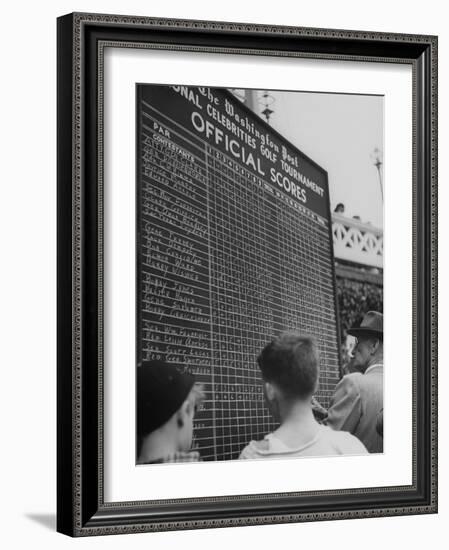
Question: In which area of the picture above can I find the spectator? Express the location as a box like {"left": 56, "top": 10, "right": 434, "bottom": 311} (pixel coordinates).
{"left": 137, "top": 360, "right": 204, "bottom": 464}
{"left": 336, "top": 277, "right": 383, "bottom": 344}
{"left": 334, "top": 203, "right": 345, "bottom": 214}
{"left": 326, "top": 311, "right": 383, "bottom": 453}
{"left": 239, "top": 332, "right": 367, "bottom": 459}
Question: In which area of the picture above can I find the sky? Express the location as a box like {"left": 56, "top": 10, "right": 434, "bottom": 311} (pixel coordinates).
{"left": 249, "top": 89, "right": 384, "bottom": 228}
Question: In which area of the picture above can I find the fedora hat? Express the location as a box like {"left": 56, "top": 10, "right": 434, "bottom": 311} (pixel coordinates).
{"left": 347, "top": 310, "right": 383, "bottom": 338}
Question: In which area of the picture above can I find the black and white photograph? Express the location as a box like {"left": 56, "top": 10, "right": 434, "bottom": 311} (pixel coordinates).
{"left": 0, "top": 0, "right": 444, "bottom": 547}
{"left": 53, "top": 8, "right": 437, "bottom": 538}
{"left": 136, "top": 84, "right": 384, "bottom": 465}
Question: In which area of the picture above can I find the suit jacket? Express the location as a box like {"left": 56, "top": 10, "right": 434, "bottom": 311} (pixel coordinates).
{"left": 326, "top": 364, "right": 383, "bottom": 453}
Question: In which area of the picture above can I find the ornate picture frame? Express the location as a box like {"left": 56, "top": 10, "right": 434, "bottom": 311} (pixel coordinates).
{"left": 57, "top": 12, "right": 437, "bottom": 536}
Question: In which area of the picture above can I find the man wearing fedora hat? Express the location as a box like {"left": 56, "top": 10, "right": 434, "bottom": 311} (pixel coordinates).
{"left": 326, "top": 311, "right": 383, "bottom": 453}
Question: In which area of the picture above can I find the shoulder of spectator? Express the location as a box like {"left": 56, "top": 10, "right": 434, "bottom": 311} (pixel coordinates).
{"left": 239, "top": 439, "right": 269, "bottom": 459}
{"left": 336, "top": 373, "right": 363, "bottom": 395}
{"left": 336, "top": 430, "right": 369, "bottom": 453}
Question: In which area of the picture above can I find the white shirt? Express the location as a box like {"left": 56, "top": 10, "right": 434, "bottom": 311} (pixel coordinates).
{"left": 239, "top": 424, "right": 368, "bottom": 460}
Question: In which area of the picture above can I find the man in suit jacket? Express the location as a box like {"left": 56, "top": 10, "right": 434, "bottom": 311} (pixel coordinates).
{"left": 326, "top": 311, "right": 383, "bottom": 453}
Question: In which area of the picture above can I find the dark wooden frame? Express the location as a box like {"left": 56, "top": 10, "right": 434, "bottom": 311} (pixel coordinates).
{"left": 57, "top": 12, "right": 438, "bottom": 537}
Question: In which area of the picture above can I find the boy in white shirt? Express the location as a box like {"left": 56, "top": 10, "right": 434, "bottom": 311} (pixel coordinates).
{"left": 239, "top": 332, "right": 367, "bottom": 460}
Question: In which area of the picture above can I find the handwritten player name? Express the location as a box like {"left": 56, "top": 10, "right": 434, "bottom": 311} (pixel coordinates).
{"left": 143, "top": 226, "right": 206, "bottom": 254}
{"left": 164, "top": 346, "right": 210, "bottom": 364}
{"left": 143, "top": 161, "right": 206, "bottom": 188}
{"left": 144, "top": 260, "right": 200, "bottom": 283}
{"left": 142, "top": 198, "right": 208, "bottom": 239}
{"left": 143, "top": 322, "right": 209, "bottom": 344}
{"left": 143, "top": 287, "right": 199, "bottom": 306}
{"left": 143, "top": 154, "right": 206, "bottom": 184}
{"left": 143, "top": 346, "right": 213, "bottom": 368}
{"left": 144, "top": 304, "right": 208, "bottom": 324}
{"left": 144, "top": 332, "right": 208, "bottom": 349}
{"left": 142, "top": 193, "right": 204, "bottom": 225}
{"left": 144, "top": 184, "right": 205, "bottom": 221}
{"left": 142, "top": 167, "right": 205, "bottom": 206}
{"left": 142, "top": 276, "right": 197, "bottom": 297}
{"left": 143, "top": 349, "right": 212, "bottom": 368}
{"left": 143, "top": 293, "right": 207, "bottom": 313}
{"left": 143, "top": 242, "right": 203, "bottom": 267}
{"left": 142, "top": 284, "right": 206, "bottom": 313}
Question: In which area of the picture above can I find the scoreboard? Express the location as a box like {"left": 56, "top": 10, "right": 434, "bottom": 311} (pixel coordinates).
{"left": 137, "top": 84, "right": 340, "bottom": 461}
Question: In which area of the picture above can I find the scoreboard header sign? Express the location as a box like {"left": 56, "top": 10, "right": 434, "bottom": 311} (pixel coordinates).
{"left": 141, "top": 85, "right": 329, "bottom": 218}
{"left": 137, "top": 84, "right": 340, "bottom": 462}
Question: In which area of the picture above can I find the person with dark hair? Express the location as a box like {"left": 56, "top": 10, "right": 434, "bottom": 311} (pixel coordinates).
{"left": 239, "top": 332, "right": 367, "bottom": 459}
{"left": 326, "top": 311, "right": 383, "bottom": 453}
{"left": 334, "top": 202, "right": 345, "bottom": 214}
{"left": 137, "top": 360, "right": 205, "bottom": 464}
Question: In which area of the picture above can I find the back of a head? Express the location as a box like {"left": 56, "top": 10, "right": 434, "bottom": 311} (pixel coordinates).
{"left": 257, "top": 332, "right": 319, "bottom": 399}
{"left": 137, "top": 360, "right": 195, "bottom": 440}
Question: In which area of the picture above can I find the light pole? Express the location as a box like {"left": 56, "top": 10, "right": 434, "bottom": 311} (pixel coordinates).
{"left": 371, "top": 147, "right": 383, "bottom": 203}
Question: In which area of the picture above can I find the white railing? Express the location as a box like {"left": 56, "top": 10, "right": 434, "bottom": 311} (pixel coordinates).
{"left": 332, "top": 213, "right": 383, "bottom": 268}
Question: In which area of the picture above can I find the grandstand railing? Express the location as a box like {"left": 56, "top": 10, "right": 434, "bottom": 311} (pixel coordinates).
{"left": 332, "top": 213, "right": 383, "bottom": 269}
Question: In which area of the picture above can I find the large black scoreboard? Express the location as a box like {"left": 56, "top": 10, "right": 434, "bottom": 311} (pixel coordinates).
{"left": 137, "top": 85, "right": 340, "bottom": 461}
